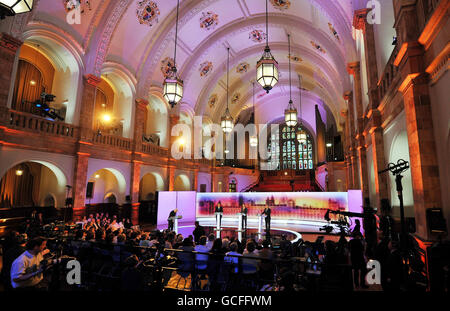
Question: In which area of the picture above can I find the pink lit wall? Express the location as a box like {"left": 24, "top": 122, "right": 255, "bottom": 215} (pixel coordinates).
{"left": 157, "top": 191, "right": 197, "bottom": 228}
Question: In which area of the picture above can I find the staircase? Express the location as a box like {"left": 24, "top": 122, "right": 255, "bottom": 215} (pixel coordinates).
{"left": 245, "top": 170, "right": 323, "bottom": 192}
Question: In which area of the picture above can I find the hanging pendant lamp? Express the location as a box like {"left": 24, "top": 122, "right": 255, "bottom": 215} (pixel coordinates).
{"left": 256, "top": 0, "right": 279, "bottom": 93}
{"left": 284, "top": 34, "right": 297, "bottom": 127}
{"left": 221, "top": 47, "right": 233, "bottom": 133}
{"left": 163, "top": 0, "right": 183, "bottom": 108}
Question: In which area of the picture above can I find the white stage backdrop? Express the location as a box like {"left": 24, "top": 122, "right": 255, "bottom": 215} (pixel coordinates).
{"left": 157, "top": 191, "right": 197, "bottom": 228}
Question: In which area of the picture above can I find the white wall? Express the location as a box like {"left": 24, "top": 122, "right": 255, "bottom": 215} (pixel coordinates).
{"left": 429, "top": 71, "right": 450, "bottom": 230}
{"left": 373, "top": 0, "right": 396, "bottom": 78}
{"left": 383, "top": 112, "right": 415, "bottom": 217}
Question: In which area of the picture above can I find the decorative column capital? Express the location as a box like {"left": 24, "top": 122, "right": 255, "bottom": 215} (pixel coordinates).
{"left": 353, "top": 8, "right": 371, "bottom": 33}
{"left": 347, "top": 62, "right": 360, "bottom": 76}
{"left": 343, "top": 91, "right": 353, "bottom": 101}
{"left": 84, "top": 74, "right": 101, "bottom": 86}
{"left": 0, "top": 33, "right": 22, "bottom": 54}
{"left": 135, "top": 98, "right": 149, "bottom": 110}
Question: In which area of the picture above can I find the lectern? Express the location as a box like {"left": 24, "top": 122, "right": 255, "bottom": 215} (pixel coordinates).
{"left": 215, "top": 212, "right": 223, "bottom": 239}
{"left": 236, "top": 212, "right": 245, "bottom": 241}
{"left": 169, "top": 215, "right": 182, "bottom": 234}
{"left": 257, "top": 214, "right": 264, "bottom": 240}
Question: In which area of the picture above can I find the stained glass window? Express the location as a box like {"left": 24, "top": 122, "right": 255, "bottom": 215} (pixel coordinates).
{"left": 268, "top": 124, "right": 314, "bottom": 171}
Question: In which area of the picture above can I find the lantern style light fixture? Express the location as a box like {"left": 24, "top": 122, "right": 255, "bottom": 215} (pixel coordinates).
{"left": 163, "top": 0, "right": 183, "bottom": 108}
{"left": 296, "top": 75, "right": 307, "bottom": 146}
{"left": 221, "top": 47, "right": 234, "bottom": 133}
{"left": 256, "top": 0, "right": 279, "bottom": 93}
{"left": 249, "top": 82, "right": 258, "bottom": 147}
{"left": 15, "top": 169, "right": 23, "bottom": 176}
{"left": 284, "top": 34, "right": 297, "bottom": 127}
{"left": 0, "top": 0, "right": 33, "bottom": 19}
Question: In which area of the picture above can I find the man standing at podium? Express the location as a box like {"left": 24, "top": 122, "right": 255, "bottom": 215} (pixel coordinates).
{"left": 168, "top": 208, "right": 178, "bottom": 231}
{"left": 262, "top": 206, "right": 271, "bottom": 233}
{"left": 241, "top": 204, "right": 248, "bottom": 230}
{"left": 215, "top": 201, "right": 224, "bottom": 228}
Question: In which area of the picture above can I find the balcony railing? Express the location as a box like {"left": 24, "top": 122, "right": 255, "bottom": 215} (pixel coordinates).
{"left": 92, "top": 132, "right": 133, "bottom": 151}
{"left": 4, "top": 109, "right": 78, "bottom": 138}
{"left": 141, "top": 142, "right": 169, "bottom": 157}
{"left": 378, "top": 45, "right": 400, "bottom": 102}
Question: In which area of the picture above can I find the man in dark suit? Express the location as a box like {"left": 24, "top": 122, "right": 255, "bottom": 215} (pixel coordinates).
{"left": 241, "top": 204, "right": 248, "bottom": 230}
{"left": 262, "top": 206, "right": 271, "bottom": 233}
{"left": 214, "top": 202, "right": 223, "bottom": 228}
{"left": 168, "top": 208, "right": 178, "bottom": 231}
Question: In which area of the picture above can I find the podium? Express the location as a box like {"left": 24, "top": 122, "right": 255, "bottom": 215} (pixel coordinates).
{"left": 215, "top": 212, "right": 223, "bottom": 239}
{"left": 257, "top": 214, "right": 265, "bottom": 240}
{"left": 236, "top": 212, "right": 245, "bottom": 241}
{"left": 168, "top": 215, "right": 182, "bottom": 234}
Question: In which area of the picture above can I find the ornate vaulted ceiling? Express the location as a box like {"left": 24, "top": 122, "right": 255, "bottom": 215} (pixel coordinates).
{"left": 25, "top": 0, "right": 357, "bottom": 128}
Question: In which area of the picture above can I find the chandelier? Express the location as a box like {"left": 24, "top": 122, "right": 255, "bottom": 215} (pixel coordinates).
{"left": 284, "top": 34, "right": 297, "bottom": 127}
{"left": 296, "top": 75, "right": 307, "bottom": 146}
{"left": 163, "top": 0, "right": 183, "bottom": 108}
{"left": 0, "top": 0, "right": 33, "bottom": 18}
{"left": 221, "top": 47, "right": 233, "bottom": 133}
{"left": 256, "top": 0, "right": 279, "bottom": 93}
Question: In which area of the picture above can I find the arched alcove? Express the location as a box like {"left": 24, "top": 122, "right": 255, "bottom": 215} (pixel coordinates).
{"left": 88, "top": 168, "right": 127, "bottom": 204}
{"left": 174, "top": 174, "right": 191, "bottom": 191}
{"left": 389, "top": 131, "right": 414, "bottom": 217}
{"left": 0, "top": 161, "right": 65, "bottom": 208}
{"left": 140, "top": 172, "right": 164, "bottom": 201}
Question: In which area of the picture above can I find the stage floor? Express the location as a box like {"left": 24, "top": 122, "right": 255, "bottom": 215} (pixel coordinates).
{"left": 157, "top": 218, "right": 342, "bottom": 243}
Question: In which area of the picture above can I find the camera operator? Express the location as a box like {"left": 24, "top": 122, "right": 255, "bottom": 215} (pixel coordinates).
{"left": 10, "top": 237, "right": 50, "bottom": 290}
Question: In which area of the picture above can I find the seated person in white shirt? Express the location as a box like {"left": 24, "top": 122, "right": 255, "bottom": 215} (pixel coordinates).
{"left": 10, "top": 237, "right": 50, "bottom": 289}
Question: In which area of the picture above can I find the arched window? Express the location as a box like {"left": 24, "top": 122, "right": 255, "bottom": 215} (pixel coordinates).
{"left": 268, "top": 124, "right": 314, "bottom": 171}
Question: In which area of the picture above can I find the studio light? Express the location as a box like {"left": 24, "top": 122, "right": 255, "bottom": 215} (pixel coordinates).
{"left": 256, "top": 0, "right": 278, "bottom": 93}
{"left": 102, "top": 114, "right": 111, "bottom": 123}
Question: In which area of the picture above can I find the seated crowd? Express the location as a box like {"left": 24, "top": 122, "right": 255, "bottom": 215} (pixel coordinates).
{"left": 0, "top": 213, "right": 412, "bottom": 291}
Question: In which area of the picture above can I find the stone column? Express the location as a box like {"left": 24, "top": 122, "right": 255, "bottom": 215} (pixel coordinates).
{"left": 130, "top": 159, "right": 142, "bottom": 225}
{"left": 399, "top": 72, "right": 442, "bottom": 239}
{"left": 353, "top": 9, "right": 379, "bottom": 109}
{"left": 0, "top": 33, "right": 22, "bottom": 108}
{"left": 193, "top": 169, "right": 199, "bottom": 192}
{"left": 168, "top": 113, "right": 180, "bottom": 155}
{"left": 168, "top": 166, "right": 175, "bottom": 191}
{"left": 133, "top": 98, "right": 148, "bottom": 152}
{"left": 79, "top": 74, "right": 101, "bottom": 141}
{"left": 344, "top": 91, "right": 359, "bottom": 189}
{"left": 348, "top": 62, "right": 369, "bottom": 198}
{"left": 211, "top": 170, "right": 217, "bottom": 192}
{"left": 341, "top": 109, "right": 353, "bottom": 190}
{"left": 369, "top": 110, "right": 389, "bottom": 211}
{"left": 72, "top": 152, "right": 90, "bottom": 220}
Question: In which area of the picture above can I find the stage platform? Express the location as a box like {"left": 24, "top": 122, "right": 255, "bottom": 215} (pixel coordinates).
{"left": 157, "top": 190, "right": 363, "bottom": 242}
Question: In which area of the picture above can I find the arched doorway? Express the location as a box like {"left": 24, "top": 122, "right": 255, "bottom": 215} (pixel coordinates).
{"left": 0, "top": 161, "right": 62, "bottom": 219}
{"left": 139, "top": 172, "right": 164, "bottom": 224}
